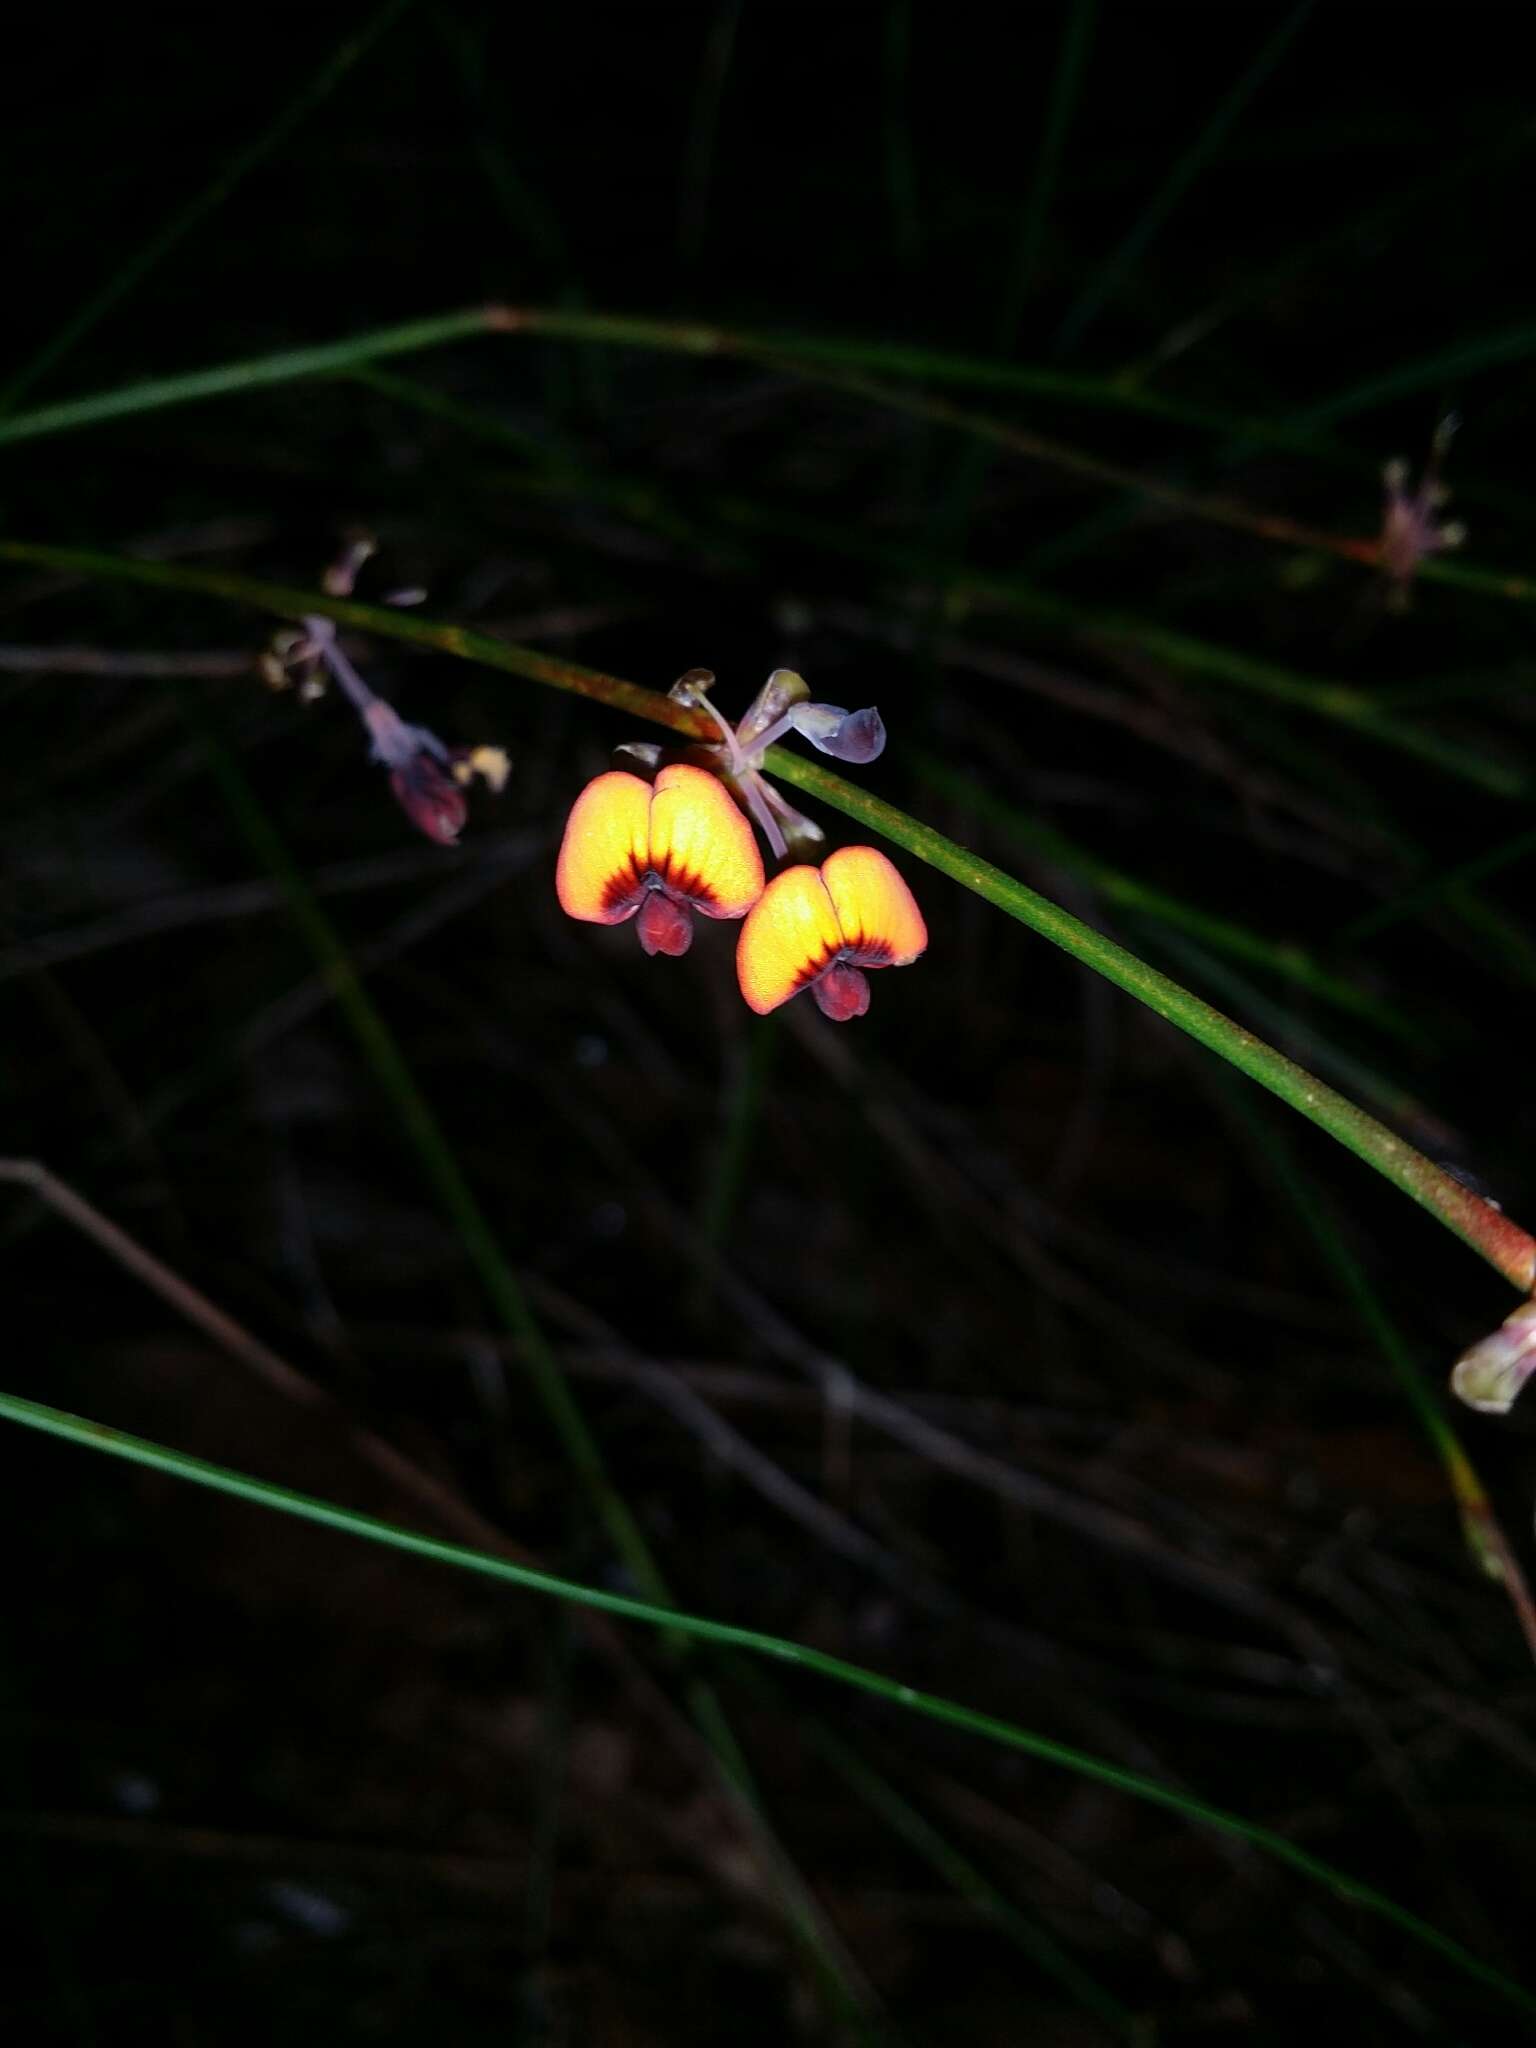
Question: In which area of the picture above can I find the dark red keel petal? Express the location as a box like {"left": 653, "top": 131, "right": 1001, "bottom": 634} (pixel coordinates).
{"left": 812, "top": 962, "right": 870, "bottom": 1021}
{"left": 637, "top": 890, "right": 694, "bottom": 957}
{"left": 389, "top": 757, "right": 467, "bottom": 845}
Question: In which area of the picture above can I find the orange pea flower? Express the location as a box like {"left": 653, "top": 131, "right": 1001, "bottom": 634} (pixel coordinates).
{"left": 737, "top": 845, "right": 926, "bottom": 1020}
{"left": 556, "top": 763, "right": 765, "bottom": 957}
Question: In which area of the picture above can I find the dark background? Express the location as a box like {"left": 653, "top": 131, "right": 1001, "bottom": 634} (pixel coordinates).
{"left": 5, "top": 3, "right": 1536, "bottom": 2041}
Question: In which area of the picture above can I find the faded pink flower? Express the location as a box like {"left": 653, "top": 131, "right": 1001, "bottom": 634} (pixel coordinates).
{"left": 666, "top": 666, "right": 886, "bottom": 860}
{"left": 1379, "top": 418, "right": 1466, "bottom": 608}
{"left": 1453, "top": 1298, "right": 1536, "bottom": 1415}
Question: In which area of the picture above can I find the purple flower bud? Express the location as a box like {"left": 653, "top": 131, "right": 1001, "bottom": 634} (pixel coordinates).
{"left": 1452, "top": 1299, "right": 1536, "bottom": 1414}
{"left": 789, "top": 702, "right": 886, "bottom": 764}
{"left": 736, "top": 667, "right": 810, "bottom": 751}
{"left": 389, "top": 752, "right": 468, "bottom": 845}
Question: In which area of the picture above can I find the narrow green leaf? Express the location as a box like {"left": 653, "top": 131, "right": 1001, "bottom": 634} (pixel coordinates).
{"left": 2, "top": 1388, "right": 1530, "bottom": 2022}
{"left": 0, "top": 312, "right": 500, "bottom": 447}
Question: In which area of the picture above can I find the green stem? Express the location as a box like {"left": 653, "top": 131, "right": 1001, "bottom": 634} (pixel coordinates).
{"left": 912, "top": 749, "right": 1425, "bottom": 1046}
{"left": 1, "top": 535, "right": 1529, "bottom": 1299}
{"left": 1214, "top": 1076, "right": 1536, "bottom": 1662}
{"left": 691, "top": 1015, "right": 778, "bottom": 1322}
{"left": 0, "top": 304, "right": 1314, "bottom": 449}
{"left": 773, "top": 746, "right": 1536, "bottom": 1291}
{"left": 1009, "top": 0, "right": 1097, "bottom": 327}
{"left": 690, "top": 491, "right": 1528, "bottom": 794}
{"left": 191, "top": 714, "right": 661, "bottom": 1592}
{"left": 372, "top": 368, "right": 1528, "bottom": 809}
{"left": 0, "top": 311, "right": 500, "bottom": 446}
{"left": 1342, "top": 823, "right": 1536, "bottom": 948}
{"left": 7, "top": 301, "right": 1535, "bottom": 606}
{"left": 732, "top": 502, "right": 1523, "bottom": 794}
{"left": 699, "top": 1014, "right": 779, "bottom": 1253}
{"left": 806, "top": 1721, "right": 1139, "bottom": 2038}
{"left": 942, "top": 574, "right": 1530, "bottom": 796}
{"left": 1297, "top": 317, "right": 1536, "bottom": 430}
{"left": 1053, "top": 0, "right": 1315, "bottom": 353}
{"left": 2, "top": 1387, "right": 1530, "bottom": 2022}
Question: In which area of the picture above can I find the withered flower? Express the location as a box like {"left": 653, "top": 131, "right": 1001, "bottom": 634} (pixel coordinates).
{"left": 1379, "top": 417, "right": 1466, "bottom": 608}
{"left": 260, "top": 543, "right": 507, "bottom": 844}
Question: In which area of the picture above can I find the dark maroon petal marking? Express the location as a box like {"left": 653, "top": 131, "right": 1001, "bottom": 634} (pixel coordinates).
{"left": 601, "top": 863, "right": 647, "bottom": 915}
{"left": 788, "top": 942, "right": 841, "bottom": 995}
{"left": 654, "top": 858, "right": 720, "bottom": 910}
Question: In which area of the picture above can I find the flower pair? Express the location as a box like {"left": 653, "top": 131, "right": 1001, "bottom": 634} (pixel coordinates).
{"left": 556, "top": 671, "right": 926, "bottom": 1021}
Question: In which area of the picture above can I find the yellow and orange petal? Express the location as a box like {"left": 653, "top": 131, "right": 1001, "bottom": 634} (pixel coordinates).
{"left": 821, "top": 845, "right": 927, "bottom": 967}
{"left": 556, "top": 763, "right": 765, "bottom": 931}
{"left": 736, "top": 864, "right": 845, "bottom": 1014}
{"left": 555, "top": 770, "right": 651, "bottom": 923}
{"left": 647, "top": 763, "right": 764, "bottom": 917}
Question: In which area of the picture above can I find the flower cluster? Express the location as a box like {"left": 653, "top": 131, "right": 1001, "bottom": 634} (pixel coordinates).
{"left": 556, "top": 668, "right": 926, "bottom": 1021}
